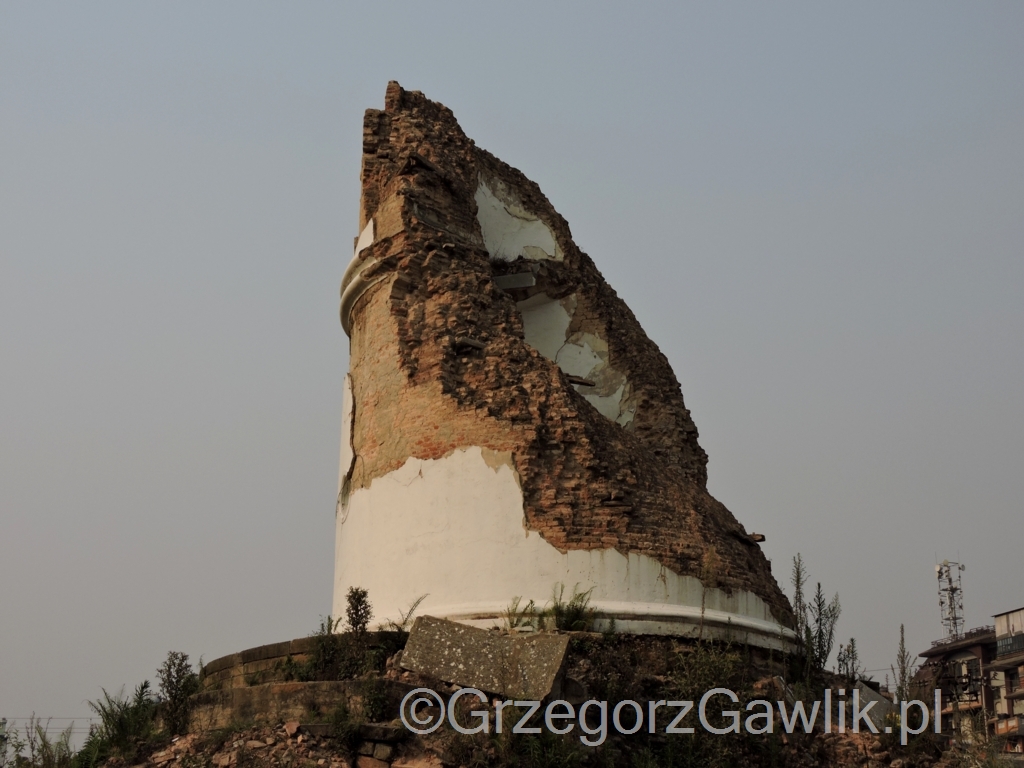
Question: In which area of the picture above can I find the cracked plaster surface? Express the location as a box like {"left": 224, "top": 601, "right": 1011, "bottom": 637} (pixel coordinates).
{"left": 517, "top": 293, "right": 634, "bottom": 426}
{"left": 475, "top": 178, "right": 562, "bottom": 262}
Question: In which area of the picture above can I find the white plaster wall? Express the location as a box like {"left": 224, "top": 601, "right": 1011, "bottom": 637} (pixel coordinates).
{"left": 475, "top": 180, "right": 562, "bottom": 262}
{"left": 334, "top": 447, "right": 794, "bottom": 647}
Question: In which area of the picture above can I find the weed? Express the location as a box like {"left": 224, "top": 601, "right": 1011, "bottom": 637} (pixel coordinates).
{"left": 502, "top": 596, "right": 538, "bottom": 632}
{"left": 275, "top": 655, "right": 303, "bottom": 681}
{"left": 7, "top": 718, "right": 74, "bottom": 768}
{"left": 286, "top": 601, "right": 409, "bottom": 683}
{"left": 891, "top": 623, "right": 915, "bottom": 704}
{"left": 383, "top": 594, "right": 427, "bottom": 634}
{"left": 548, "top": 583, "right": 596, "bottom": 632}
{"left": 82, "top": 682, "right": 158, "bottom": 765}
{"left": 304, "top": 616, "right": 350, "bottom": 681}
{"left": 327, "top": 702, "right": 362, "bottom": 757}
{"left": 179, "top": 755, "right": 211, "bottom": 768}
{"left": 807, "top": 583, "right": 840, "bottom": 675}
{"left": 790, "top": 554, "right": 808, "bottom": 642}
{"left": 360, "top": 677, "right": 389, "bottom": 723}
{"left": 243, "top": 671, "right": 262, "bottom": 687}
{"left": 836, "top": 637, "right": 863, "bottom": 684}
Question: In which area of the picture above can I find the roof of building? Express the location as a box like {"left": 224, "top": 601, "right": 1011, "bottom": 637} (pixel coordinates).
{"left": 919, "top": 625, "right": 995, "bottom": 659}
{"left": 993, "top": 606, "right": 1024, "bottom": 618}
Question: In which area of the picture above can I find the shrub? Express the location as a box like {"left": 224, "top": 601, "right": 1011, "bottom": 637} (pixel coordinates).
{"left": 5, "top": 718, "right": 74, "bottom": 768}
{"left": 80, "top": 682, "right": 157, "bottom": 767}
{"left": 157, "top": 652, "right": 200, "bottom": 736}
{"left": 305, "top": 616, "right": 350, "bottom": 680}
{"left": 345, "top": 588, "right": 372, "bottom": 634}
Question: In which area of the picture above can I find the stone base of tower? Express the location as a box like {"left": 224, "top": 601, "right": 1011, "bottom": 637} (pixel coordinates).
{"left": 334, "top": 447, "right": 797, "bottom": 654}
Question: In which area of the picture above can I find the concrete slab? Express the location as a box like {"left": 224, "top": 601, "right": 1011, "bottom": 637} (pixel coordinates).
{"left": 400, "top": 616, "right": 569, "bottom": 701}
{"left": 855, "top": 681, "right": 896, "bottom": 731}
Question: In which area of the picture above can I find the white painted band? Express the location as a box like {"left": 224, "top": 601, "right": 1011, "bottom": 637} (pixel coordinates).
{"left": 429, "top": 600, "right": 797, "bottom": 641}
{"left": 340, "top": 262, "right": 386, "bottom": 336}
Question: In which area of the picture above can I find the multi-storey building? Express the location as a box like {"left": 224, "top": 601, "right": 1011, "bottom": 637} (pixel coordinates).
{"left": 915, "top": 607, "right": 1024, "bottom": 753}
{"left": 917, "top": 625, "right": 996, "bottom": 738}
{"left": 987, "top": 606, "right": 1024, "bottom": 753}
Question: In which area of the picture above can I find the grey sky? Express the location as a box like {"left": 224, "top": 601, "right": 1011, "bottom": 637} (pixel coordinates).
{"left": 2, "top": 2, "right": 1022, "bottom": 729}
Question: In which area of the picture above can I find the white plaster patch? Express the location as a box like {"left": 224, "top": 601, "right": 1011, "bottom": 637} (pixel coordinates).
{"left": 354, "top": 219, "right": 374, "bottom": 258}
{"left": 517, "top": 294, "right": 634, "bottom": 425}
{"left": 517, "top": 293, "right": 573, "bottom": 361}
{"left": 585, "top": 382, "right": 625, "bottom": 422}
{"left": 333, "top": 447, "right": 793, "bottom": 647}
{"left": 339, "top": 374, "right": 355, "bottom": 488}
{"left": 340, "top": 219, "right": 386, "bottom": 337}
{"left": 615, "top": 396, "right": 637, "bottom": 427}
{"left": 475, "top": 179, "right": 561, "bottom": 262}
{"left": 554, "top": 339, "right": 603, "bottom": 378}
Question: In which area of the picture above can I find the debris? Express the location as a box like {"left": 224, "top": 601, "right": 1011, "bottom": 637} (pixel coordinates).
{"left": 400, "top": 615, "right": 569, "bottom": 700}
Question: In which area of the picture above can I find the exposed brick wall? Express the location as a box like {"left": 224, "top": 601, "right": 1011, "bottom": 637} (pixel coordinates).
{"left": 344, "top": 82, "right": 793, "bottom": 627}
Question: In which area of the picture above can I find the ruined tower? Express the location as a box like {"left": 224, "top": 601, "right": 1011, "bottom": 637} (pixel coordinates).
{"left": 334, "top": 82, "right": 796, "bottom": 650}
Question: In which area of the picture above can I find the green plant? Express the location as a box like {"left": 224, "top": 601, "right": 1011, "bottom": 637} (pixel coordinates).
{"left": 360, "top": 677, "right": 389, "bottom": 723}
{"left": 791, "top": 554, "right": 808, "bottom": 640}
{"left": 16, "top": 718, "right": 75, "bottom": 768}
{"left": 384, "top": 594, "right": 427, "bottom": 634}
{"left": 306, "top": 615, "right": 344, "bottom": 680}
{"left": 891, "top": 623, "right": 914, "bottom": 703}
{"left": 179, "top": 754, "right": 211, "bottom": 768}
{"left": 157, "top": 651, "right": 200, "bottom": 736}
{"left": 328, "top": 702, "right": 363, "bottom": 757}
{"left": 836, "top": 637, "right": 862, "bottom": 684}
{"left": 548, "top": 583, "right": 595, "bottom": 632}
{"left": 502, "top": 596, "right": 538, "bottom": 632}
{"left": 346, "top": 587, "right": 372, "bottom": 634}
{"left": 442, "top": 708, "right": 586, "bottom": 768}
{"left": 275, "top": 654, "right": 303, "bottom": 681}
{"left": 297, "top": 614, "right": 393, "bottom": 682}
{"left": 946, "top": 711, "right": 1005, "bottom": 767}
{"left": 1, "top": 719, "right": 23, "bottom": 768}
{"left": 80, "top": 682, "right": 157, "bottom": 767}
{"left": 807, "top": 582, "right": 840, "bottom": 676}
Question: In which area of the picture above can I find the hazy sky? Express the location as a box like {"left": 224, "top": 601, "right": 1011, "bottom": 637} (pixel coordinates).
{"left": 2, "top": 2, "right": 1022, "bottom": 734}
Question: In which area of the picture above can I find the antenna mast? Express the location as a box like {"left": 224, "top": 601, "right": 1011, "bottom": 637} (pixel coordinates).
{"left": 936, "top": 560, "right": 966, "bottom": 640}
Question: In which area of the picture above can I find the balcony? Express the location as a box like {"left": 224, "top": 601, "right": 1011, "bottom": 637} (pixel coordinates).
{"left": 998, "top": 633, "right": 1024, "bottom": 658}
{"left": 995, "top": 716, "right": 1024, "bottom": 736}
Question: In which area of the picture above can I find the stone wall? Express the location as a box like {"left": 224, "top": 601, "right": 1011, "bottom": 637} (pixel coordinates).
{"left": 201, "top": 638, "right": 316, "bottom": 691}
